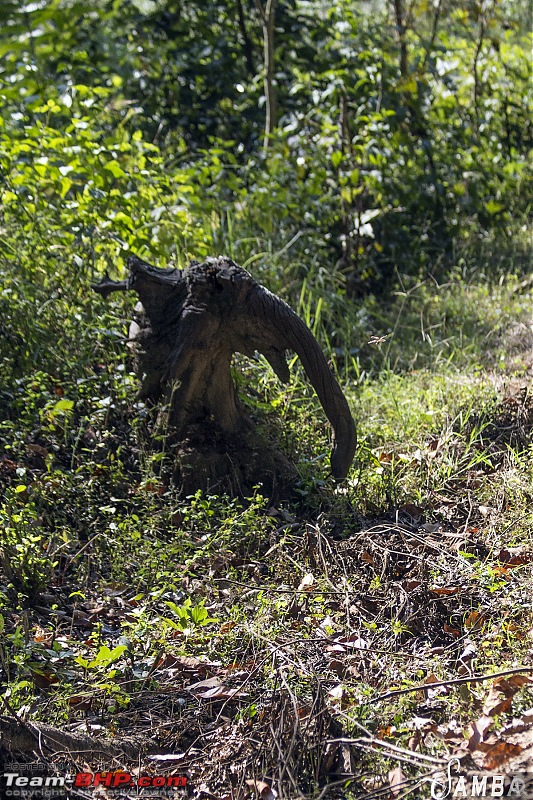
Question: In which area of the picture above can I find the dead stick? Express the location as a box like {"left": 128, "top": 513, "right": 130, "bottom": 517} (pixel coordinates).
{"left": 328, "top": 736, "right": 447, "bottom": 765}
{"left": 372, "top": 666, "right": 533, "bottom": 702}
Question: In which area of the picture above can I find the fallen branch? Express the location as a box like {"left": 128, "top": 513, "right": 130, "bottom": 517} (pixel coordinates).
{"left": 328, "top": 735, "right": 447, "bottom": 766}
{"left": 0, "top": 716, "right": 156, "bottom": 761}
{"left": 372, "top": 666, "right": 533, "bottom": 702}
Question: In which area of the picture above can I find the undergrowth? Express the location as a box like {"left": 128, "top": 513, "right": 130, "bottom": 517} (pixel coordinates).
{"left": 1, "top": 267, "right": 532, "bottom": 797}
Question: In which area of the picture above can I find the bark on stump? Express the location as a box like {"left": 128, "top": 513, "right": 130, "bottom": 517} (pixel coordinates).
{"left": 93, "top": 255, "right": 356, "bottom": 495}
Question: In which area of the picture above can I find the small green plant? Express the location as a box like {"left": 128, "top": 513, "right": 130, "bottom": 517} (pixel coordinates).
{"left": 164, "top": 598, "right": 218, "bottom": 633}
{"left": 75, "top": 644, "right": 128, "bottom": 673}
{"left": 0, "top": 497, "right": 56, "bottom": 599}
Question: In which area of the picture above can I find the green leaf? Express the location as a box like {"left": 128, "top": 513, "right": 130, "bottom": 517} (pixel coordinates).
{"left": 485, "top": 201, "right": 505, "bottom": 215}
{"left": 104, "top": 160, "right": 127, "bottom": 179}
{"left": 114, "top": 211, "right": 133, "bottom": 227}
{"left": 93, "top": 645, "right": 112, "bottom": 662}
{"left": 108, "top": 645, "right": 128, "bottom": 661}
{"left": 166, "top": 600, "right": 190, "bottom": 620}
{"left": 60, "top": 178, "right": 72, "bottom": 198}
{"left": 50, "top": 399, "right": 74, "bottom": 415}
{"left": 191, "top": 605, "right": 208, "bottom": 624}
{"left": 88, "top": 644, "right": 127, "bottom": 668}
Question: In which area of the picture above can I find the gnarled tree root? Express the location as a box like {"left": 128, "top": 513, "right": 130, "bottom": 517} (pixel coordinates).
{"left": 93, "top": 255, "right": 356, "bottom": 495}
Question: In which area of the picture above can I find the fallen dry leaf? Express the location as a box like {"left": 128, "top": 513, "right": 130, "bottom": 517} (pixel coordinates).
{"left": 424, "top": 673, "right": 448, "bottom": 700}
{"left": 196, "top": 686, "right": 246, "bottom": 700}
{"left": 459, "top": 641, "right": 477, "bottom": 663}
{"left": 31, "top": 671, "right": 59, "bottom": 689}
{"left": 296, "top": 704, "right": 313, "bottom": 720}
{"left": 298, "top": 573, "right": 315, "bottom": 591}
{"left": 67, "top": 695, "right": 93, "bottom": 712}
{"left": 159, "top": 654, "right": 218, "bottom": 674}
{"left": 501, "top": 707, "right": 533, "bottom": 734}
{"left": 219, "top": 621, "right": 236, "bottom": 634}
{"left": 27, "top": 443, "right": 49, "bottom": 458}
{"left": 320, "top": 742, "right": 340, "bottom": 776}
{"left": 482, "top": 741, "right": 523, "bottom": 770}
{"left": 464, "top": 610, "right": 484, "bottom": 631}
{"left": 467, "top": 715, "right": 493, "bottom": 751}
{"left": 185, "top": 676, "right": 221, "bottom": 692}
{"left": 0, "top": 456, "right": 18, "bottom": 472}
{"left": 403, "top": 579, "right": 422, "bottom": 591}
{"left": 399, "top": 503, "right": 425, "bottom": 517}
{"left": 326, "top": 643, "right": 347, "bottom": 653}
{"left": 498, "top": 547, "right": 531, "bottom": 567}
{"left": 482, "top": 684, "right": 512, "bottom": 717}
{"left": 388, "top": 766, "right": 405, "bottom": 797}
{"left": 444, "top": 623, "right": 461, "bottom": 636}
{"left": 498, "top": 674, "right": 532, "bottom": 691}
{"left": 33, "top": 628, "right": 53, "bottom": 645}
{"left": 335, "top": 635, "right": 369, "bottom": 650}
{"left": 147, "top": 753, "right": 186, "bottom": 762}
{"left": 420, "top": 522, "right": 440, "bottom": 533}
{"left": 245, "top": 779, "right": 277, "bottom": 800}
{"left": 328, "top": 658, "right": 345, "bottom": 677}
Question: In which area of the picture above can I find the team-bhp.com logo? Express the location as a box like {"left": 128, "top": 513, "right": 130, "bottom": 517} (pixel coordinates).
{"left": 74, "top": 772, "right": 187, "bottom": 789}
{"left": 429, "top": 758, "right": 533, "bottom": 798}
{"left": 2, "top": 768, "right": 187, "bottom": 795}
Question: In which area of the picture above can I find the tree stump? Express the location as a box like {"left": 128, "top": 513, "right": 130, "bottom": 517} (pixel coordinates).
{"left": 93, "top": 255, "right": 357, "bottom": 495}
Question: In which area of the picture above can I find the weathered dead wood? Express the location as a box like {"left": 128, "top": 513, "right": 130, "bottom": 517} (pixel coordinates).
{"left": 93, "top": 255, "right": 356, "bottom": 494}
{"left": 0, "top": 716, "right": 155, "bottom": 760}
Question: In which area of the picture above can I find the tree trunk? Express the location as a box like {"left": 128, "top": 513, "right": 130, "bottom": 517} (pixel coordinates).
{"left": 260, "top": 0, "right": 277, "bottom": 150}
{"left": 392, "top": 0, "right": 408, "bottom": 79}
{"left": 93, "top": 256, "right": 356, "bottom": 496}
{"left": 236, "top": 0, "right": 255, "bottom": 77}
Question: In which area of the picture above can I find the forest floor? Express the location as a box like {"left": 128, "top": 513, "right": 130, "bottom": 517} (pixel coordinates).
{"left": 1, "top": 274, "right": 532, "bottom": 799}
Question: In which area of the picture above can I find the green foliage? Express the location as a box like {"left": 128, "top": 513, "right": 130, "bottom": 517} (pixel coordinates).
{"left": 0, "top": 495, "right": 56, "bottom": 599}
{"left": 75, "top": 644, "right": 128, "bottom": 672}
{"left": 0, "top": 0, "right": 530, "bottom": 324}
{"left": 164, "top": 598, "right": 218, "bottom": 632}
